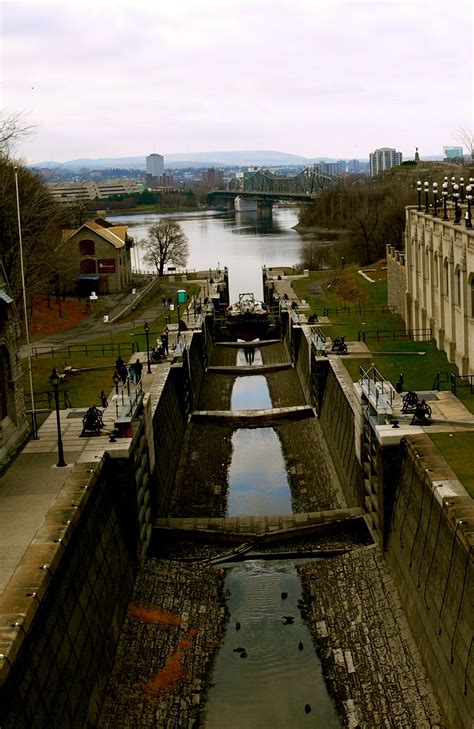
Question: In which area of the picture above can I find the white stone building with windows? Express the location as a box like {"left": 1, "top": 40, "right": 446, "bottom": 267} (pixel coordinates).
{"left": 399, "top": 206, "right": 474, "bottom": 375}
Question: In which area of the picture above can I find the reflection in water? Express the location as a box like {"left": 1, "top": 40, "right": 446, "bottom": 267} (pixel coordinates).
{"left": 228, "top": 429, "right": 291, "bottom": 515}
{"left": 236, "top": 347, "right": 263, "bottom": 366}
{"left": 203, "top": 561, "right": 339, "bottom": 729}
{"left": 231, "top": 375, "right": 270, "bottom": 410}
{"left": 108, "top": 207, "right": 303, "bottom": 301}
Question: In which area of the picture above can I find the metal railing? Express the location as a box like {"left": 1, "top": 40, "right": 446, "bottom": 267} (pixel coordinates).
{"left": 450, "top": 373, "right": 474, "bottom": 396}
{"left": 319, "top": 305, "right": 396, "bottom": 317}
{"left": 31, "top": 342, "right": 137, "bottom": 358}
{"left": 358, "top": 328, "right": 432, "bottom": 343}
{"left": 359, "top": 363, "right": 396, "bottom": 412}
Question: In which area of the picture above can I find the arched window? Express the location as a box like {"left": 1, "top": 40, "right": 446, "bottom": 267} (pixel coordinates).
{"left": 454, "top": 266, "right": 461, "bottom": 306}
{"left": 443, "top": 258, "right": 449, "bottom": 296}
{"left": 79, "top": 239, "right": 95, "bottom": 255}
{"left": 469, "top": 274, "right": 474, "bottom": 317}
{"left": 433, "top": 252, "right": 439, "bottom": 287}
{"left": 80, "top": 259, "right": 96, "bottom": 274}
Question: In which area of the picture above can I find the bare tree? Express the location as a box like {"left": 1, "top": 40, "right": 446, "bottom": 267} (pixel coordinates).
{"left": 455, "top": 126, "right": 474, "bottom": 162}
{"left": 0, "top": 156, "right": 69, "bottom": 308}
{"left": 0, "top": 111, "right": 38, "bottom": 156}
{"left": 141, "top": 219, "right": 189, "bottom": 276}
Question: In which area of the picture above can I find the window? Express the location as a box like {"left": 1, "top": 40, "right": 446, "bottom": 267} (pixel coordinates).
{"left": 454, "top": 266, "right": 461, "bottom": 306}
{"left": 443, "top": 258, "right": 449, "bottom": 296}
{"left": 433, "top": 252, "right": 439, "bottom": 287}
{"left": 79, "top": 239, "right": 95, "bottom": 255}
{"left": 469, "top": 274, "right": 474, "bottom": 317}
{"left": 80, "top": 259, "right": 96, "bottom": 274}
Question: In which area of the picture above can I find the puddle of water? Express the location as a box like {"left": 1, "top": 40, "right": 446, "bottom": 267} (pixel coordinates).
{"left": 231, "top": 375, "right": 271, "bottom": 410}
{"left": 236, "top": 347, "right": 263, "bottom": 366}
{"left": 228, "top": 428, "right": 291, "bottom": 516}
{"left": 203, "top": 560, "right": 340, "bottom": 729}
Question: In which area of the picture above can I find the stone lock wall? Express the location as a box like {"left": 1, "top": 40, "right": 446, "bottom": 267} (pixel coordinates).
{"left": 0, "top": 460, "right": 137, "bottom": 729}
{"left": 386, "top": 435, "right": 474, "bottom": 729}
{"left": 318, "top": 365, "right": 364, "bottom": 507}
{"left": 386, "top": 245, "right": 407, "bottom": 320}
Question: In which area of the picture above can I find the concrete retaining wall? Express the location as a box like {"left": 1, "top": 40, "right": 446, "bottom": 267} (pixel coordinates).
{"left": 386, "top": 435, "right": 473, "bottom": 729}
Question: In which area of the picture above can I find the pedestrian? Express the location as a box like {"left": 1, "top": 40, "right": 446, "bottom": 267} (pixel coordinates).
{"left": 134, "top": 358, "right": 143, "bottom": 383}
{"left": 128, "top": 364, "right": 136, "bottom": 383}
{"left": 161, "top": 329, "right": 169, "bottom": 355}
{"left": 162, "top": 297, "right": 167, "bottom": 306}
{"left": 115, "top": 355, "right": 125, "bottom": 371}
{"left": 167, "top": 297, "right": 172, "bottom": 307}
{"left": 119, "top": 363, "right": 128, "bottom": 384}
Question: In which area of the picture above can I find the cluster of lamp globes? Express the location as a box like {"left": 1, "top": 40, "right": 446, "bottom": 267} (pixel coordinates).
{"left": 417, "top": 176, "right": 473, "bottom": 227}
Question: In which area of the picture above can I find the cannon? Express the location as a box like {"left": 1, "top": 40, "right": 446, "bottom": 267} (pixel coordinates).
{"left": 81, "top": 406, "right": 104, "bottom": 437}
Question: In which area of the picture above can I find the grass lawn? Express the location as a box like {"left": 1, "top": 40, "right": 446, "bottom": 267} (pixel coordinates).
{"left": 429, "top": 432, "right": 474, "bottom": 498}
{"left": 23, "top": 280, "right": 200, "bottom": 409}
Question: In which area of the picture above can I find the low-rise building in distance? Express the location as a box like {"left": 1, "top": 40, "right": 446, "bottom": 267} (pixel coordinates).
{"left": 62, "top": 219, "right": 133, "bottom": 296}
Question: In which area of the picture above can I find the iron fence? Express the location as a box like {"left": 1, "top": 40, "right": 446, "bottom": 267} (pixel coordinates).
{"left": 358, "top": 328, "right": 432, "bottom": 343}
{"left": 31, "top": 342, "right": 137, "bottom": 359}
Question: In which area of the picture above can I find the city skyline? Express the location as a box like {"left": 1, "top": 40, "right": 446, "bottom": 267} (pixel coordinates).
{"left": 1, "top": 0, "right": 472, "bottom": 164}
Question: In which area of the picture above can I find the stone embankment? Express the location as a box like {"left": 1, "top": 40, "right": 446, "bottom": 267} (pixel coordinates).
{"left": 299, "top": 544, "right": 446, "bottom": 728}
{"left": 98, "top": 559, "right": 228, "bottom": 729}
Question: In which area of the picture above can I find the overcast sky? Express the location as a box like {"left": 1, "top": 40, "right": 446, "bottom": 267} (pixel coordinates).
{"left": 1, "top": 0, "right": 473, "bottom": 164}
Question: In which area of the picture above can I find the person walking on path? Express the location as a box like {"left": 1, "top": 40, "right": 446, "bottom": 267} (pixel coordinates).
{"left": 119, "top": 363, "right": 128, "bottom": 384}
{"left": 161, "top": 329, "right": 169, "bottom": 355}
{"left": 133, "top": 358, "right": 143, "bottom": 384}
{"left": 128, "top": 364, "right": 136, "bottom": 383}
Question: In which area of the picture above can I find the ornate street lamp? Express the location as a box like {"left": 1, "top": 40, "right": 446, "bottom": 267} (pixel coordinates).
{"left": 453, "top": 184, "right": 461, "bottom": 224}
{"left": 144, "top": 321, "right": 151, "bottom": 374}
{"left": 442, "top": 181, "right": 449, "bottom": 220}
{"left": 112, "top": 370, "right": 120, "bottom": 394}
{"left": 432, "top": 182, "right": 438, "bottom": 217}
{"left": 424, "top": 181, "right": 429, "bottom": 213}
{"left": 465, "top": 184, "right": 472, "bottom": 228}
{"left": 417, "top": 180, "right": 422, "bottom": 211}
{"left": 460, "top": 177, "right": 465, "bottom": 202}
{"left": 49, "top": 368, "right": 67, "bottom": 467}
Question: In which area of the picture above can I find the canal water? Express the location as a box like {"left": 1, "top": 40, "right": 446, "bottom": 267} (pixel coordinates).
{"left": 108, "top": 207, "right": 303, "bottom": 301}
{"left": 203, "top": 560, "right": 340, "bottom": 728}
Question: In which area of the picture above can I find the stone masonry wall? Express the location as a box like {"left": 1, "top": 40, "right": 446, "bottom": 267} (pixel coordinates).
{"left": 386, "top": 246, "right": 407, "bottom": 321}
{"left": 318, "top": 365, "right": 363, "bottom": 508}
{"left": 0, "top": 459, "right": 137, "bottom": 729}
{"left": 386, "top": 435, "right": 473, "bottom": 728}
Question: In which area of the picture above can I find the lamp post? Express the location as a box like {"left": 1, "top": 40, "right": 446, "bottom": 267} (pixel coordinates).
{"left": 442, "top": 181, "right": 448, "bottom": 220}
{"left": 417, "top": 180, "right": 422, "bottom": 211}
{"left": 112, "top": 371, "right": 120, "bottom": 394}
{"left": 144, "top": 321, "right": 151, "bottom": 374}
{"left": 460, "top": 177, "right": 465, "bottom": 202}
{"left": 453, "top": 184, "right": 461, "bottom": 224}
{"left": 465, "top": 185, "right": 472, "bottom": 228}
{"left": 424, "top": 181, "right": 429, "bottom": 213}
{"left": 49, "top": 368, "right": 67, "bottom": 467}
{"left": 14, "top": 167, "right": 38, "bottom": 439}
{"left": 432, "top": 182, "right": 438, "bottom": 217}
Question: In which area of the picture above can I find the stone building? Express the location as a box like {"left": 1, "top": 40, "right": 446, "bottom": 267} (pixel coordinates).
{"left": 0, "top": 264, "right": 29, "bottom": 471}
{"left": 62, "top": 219, "right": 133, "bottom": 296}
{"left": 388, "top": 204, "right": 474, "bottom": 375}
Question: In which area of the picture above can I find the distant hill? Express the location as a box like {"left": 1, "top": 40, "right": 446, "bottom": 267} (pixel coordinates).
{"left": 30, "top": 150, "right": 369, "bottom": 171}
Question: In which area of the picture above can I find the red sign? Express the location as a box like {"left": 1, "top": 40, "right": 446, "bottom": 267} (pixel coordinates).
{"left": 98, "top": 259, "right": 116, "bottom": 273}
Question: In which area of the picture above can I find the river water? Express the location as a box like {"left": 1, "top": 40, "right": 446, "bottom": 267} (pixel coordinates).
{"left": 108, "top": 207, "right": 304, "bottom": 301}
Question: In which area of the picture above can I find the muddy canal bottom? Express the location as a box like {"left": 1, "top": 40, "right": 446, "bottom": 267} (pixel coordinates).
{"left": 203, "top": 560, "right": 339, "bottom": 728}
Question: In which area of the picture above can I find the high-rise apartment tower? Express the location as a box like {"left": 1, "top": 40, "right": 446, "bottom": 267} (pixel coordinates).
{"left": 146, "top": 153, "right": 164, "bottom": 178}
{"left": 369, "top": 147, "right": 402, "bottom": 176}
